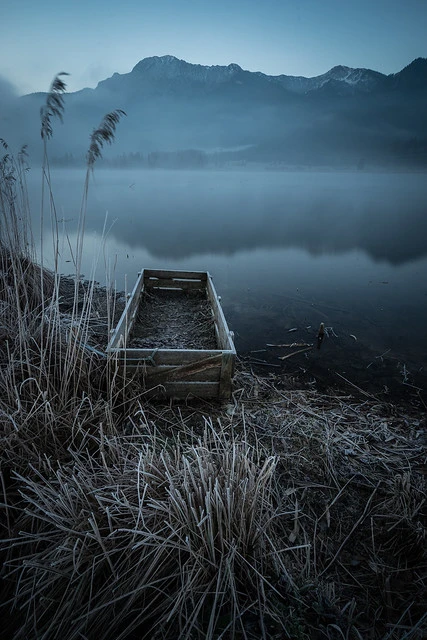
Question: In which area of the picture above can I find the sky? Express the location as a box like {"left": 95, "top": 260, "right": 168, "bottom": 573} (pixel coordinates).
{"left": 0, "top": 0, "right": 426, "bottom": 95}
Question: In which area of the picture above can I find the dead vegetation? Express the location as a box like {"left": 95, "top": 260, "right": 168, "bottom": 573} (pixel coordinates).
{"left": 2, "top": 351, "right": 425, "bottom": 639}
{"left": 123, "top": 368, "right": 427, "bottom": 639}
{"left": 130, "top": 289, "right": 217, "bottom": 350}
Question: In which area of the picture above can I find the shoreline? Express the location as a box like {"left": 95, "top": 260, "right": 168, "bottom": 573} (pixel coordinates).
{"left": 61, "top": 276, "right": 427, "bottom": 412}
{"left": 27, "top": 163, "right": 427, "bottom": 174}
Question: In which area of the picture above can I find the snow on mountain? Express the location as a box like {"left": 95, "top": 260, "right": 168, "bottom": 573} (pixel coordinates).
{"left": 271, "top": 65, "right": 386, "bottom": 94}
{"left": 93, "top": 55, "right": 426, "bottom": 98}
{"left": 118, "top": 55, "right": 391, "bottom": 95}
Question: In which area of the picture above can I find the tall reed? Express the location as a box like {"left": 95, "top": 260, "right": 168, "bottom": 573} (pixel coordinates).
{"left": 0, "top": 79, "right": 126, "bottom": 470}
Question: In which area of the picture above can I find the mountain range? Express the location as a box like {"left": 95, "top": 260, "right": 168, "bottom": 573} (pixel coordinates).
{"left": 1, "top": 55, "right": 427, "bottom": 167}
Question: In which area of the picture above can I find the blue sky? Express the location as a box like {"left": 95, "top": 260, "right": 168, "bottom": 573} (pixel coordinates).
{"left": 1, "top": 0, "right": 426, "bottom": 94}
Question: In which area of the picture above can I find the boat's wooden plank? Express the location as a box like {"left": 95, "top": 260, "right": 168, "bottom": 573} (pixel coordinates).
{"left": 107, "top": 270, "right": 145, "bottom": 349}
{"left": 145, "top": 278, "right": 204, "bottom": 290}
{"left": 127, "top": 364, "right": 221, "bottom": 383}
{"left": 206, "top": 275, "right": 235, "bottom": 351}
{"left": 219, "top": 352, "right": 235, "bottom": 400}
{"left": 144, "top": 269, "right": 207, "bottom": 281}
{"left": 141, "top": 354, "right": 222, "bottom": 382}
{"left": 110, "top": 348, "right": 228, "bottom": 364}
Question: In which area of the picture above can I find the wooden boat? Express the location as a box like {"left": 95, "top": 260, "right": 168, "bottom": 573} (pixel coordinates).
{"left": 106, "top": 269, "right": 236, "bottom": 399}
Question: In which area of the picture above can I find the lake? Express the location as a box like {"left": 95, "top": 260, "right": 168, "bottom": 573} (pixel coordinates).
{"left": 26, "top": 168, "right": 427, "bottom": 401}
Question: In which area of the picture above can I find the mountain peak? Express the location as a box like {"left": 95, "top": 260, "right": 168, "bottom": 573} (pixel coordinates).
{"left": 329, "top": 65, "right": 351, "bottom": 73}
{"left": 132, "top": 55, "right": 183, "bottom": 72}
{"left": 402, "top": 57, "right": 427, "bottom": 71}
{"left": 391, "top": 57, "right": 427, "bottom": 89}
{"left": 326, "top": 65, "right": 364, "bottom": 79}
{"left": 132, "top": 56, "right": 243, "bottom": 74}
{"left": 129, "top": 56, "right": 244, "bottom": 84}
{"left": 227, "top": 63, "right": 242, "bottom": 72}
{"left": 275, "top": 63, "right": 386, "bottom": 94}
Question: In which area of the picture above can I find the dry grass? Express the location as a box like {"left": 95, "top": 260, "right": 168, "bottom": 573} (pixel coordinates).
{"left": 0, "top": 242, "right": 120, "bottom": 472}
{"left": 0, "top": 85, "right": 127, "bottom": 473}
{"left": 3, "top": 422, "right": 290, "bottom": 640}
{"left": 120, "top": 370, "right": 427, "bottom": 639}
{"left": 130, "top": 289, "right": 217, "bottom": 350}
{"left": 2, "top": 367, "right": 425, "bottom": 639}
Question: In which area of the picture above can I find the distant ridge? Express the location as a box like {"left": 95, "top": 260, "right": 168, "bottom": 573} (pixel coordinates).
{"left": 19, "top": 55, "right": 427, "bottom": 99}
{"left": 2, "top": 55, "right": 426, "bottom": 167}
{"left": 106, "top": 54, "right": 425, "bottom": 94}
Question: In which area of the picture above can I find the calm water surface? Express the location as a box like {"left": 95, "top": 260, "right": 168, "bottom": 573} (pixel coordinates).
{"left": 27, "top": 169, "right": 427, "bottom": 399}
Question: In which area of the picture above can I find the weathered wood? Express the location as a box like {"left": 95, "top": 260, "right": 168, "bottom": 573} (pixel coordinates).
{"left": 145, "top": 278, "right": 204, "bottom": 290}
{"left": 144, "top": 269, "right": 208, "bottom": 281}
{"left": 206, "top": 275, "right": 234, "bottom": 351}
{"left": 142, "top": 354, "right": 222, "bottom": 383}
{"left": 219, "top": 352, "right": 235, "bottom": 399}
{"left": 128, "top": 364, "right": 221, "bottom": 383}
{"left": 108, "top": 270, "right": 145, "bottom": 349}
{"left": 106, "top": 268, "right": 236, "bottom": 400}
{"left": 109, "top": 348, "right": 224, "bottom": 364}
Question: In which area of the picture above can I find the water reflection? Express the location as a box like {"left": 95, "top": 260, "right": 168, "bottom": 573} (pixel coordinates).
{"left": 30, "top": 169, "right": 427, "bottom": 265}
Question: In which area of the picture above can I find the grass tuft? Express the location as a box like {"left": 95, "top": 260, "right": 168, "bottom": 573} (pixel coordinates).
{"left": 3, "top": 423, "right": 289, "bottom": 639}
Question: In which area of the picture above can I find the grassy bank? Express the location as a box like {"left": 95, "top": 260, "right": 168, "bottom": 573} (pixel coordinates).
{"left": 1, "top": 85, "right": 426, "bottom": 639}
{"left": 1, "top": 270, "right": 425, "bottom": 638}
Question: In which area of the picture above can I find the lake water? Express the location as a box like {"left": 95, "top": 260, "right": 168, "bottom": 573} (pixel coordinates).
{"left": 26, "top": 168, "right": 427, "bottom": 401}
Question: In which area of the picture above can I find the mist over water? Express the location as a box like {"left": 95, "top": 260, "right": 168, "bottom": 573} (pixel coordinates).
{"left": 27, "top": 168, "right": 427, "bottom": 396}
